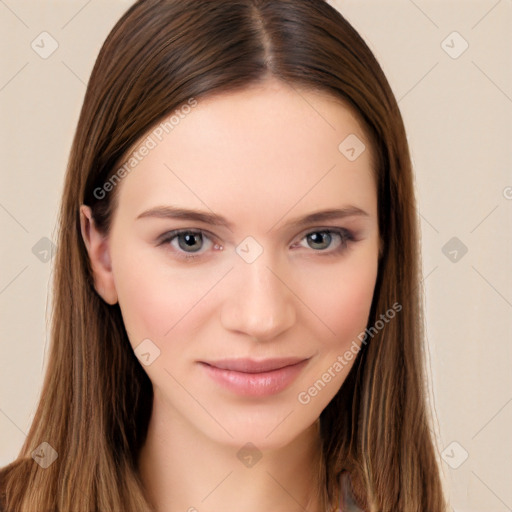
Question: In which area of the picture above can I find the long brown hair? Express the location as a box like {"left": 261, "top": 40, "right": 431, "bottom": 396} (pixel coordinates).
{"left": 0, "top": 1, "right": 448, "bottom": 510}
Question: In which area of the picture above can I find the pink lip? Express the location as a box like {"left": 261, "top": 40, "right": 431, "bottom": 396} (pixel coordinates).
{"left": 199, "top": 357, "right": 309, "bottom": 396}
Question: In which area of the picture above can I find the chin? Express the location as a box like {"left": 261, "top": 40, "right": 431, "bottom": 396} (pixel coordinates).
{"left": 193, "top": 403, "right": 323, "bottom": 453}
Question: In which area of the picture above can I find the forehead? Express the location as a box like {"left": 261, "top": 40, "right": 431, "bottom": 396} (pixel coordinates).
{"left": 112, "top": 80, "right": 376, "bottom": 228}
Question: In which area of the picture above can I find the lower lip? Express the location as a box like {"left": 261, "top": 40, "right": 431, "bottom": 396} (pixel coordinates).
{"left": 199, "top": 360, "right": 309, "bottom": 397}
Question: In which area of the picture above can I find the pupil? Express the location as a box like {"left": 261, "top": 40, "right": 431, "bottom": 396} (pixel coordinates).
{"left": 310, "top": 232, "right": 330, "bottom": 249}
{"left": 181, "top": 233, "right": 202, "bottom": 252}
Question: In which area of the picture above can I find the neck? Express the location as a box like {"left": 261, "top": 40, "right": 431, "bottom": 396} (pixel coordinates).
{"left": 137, "top": 389, "right": 326, "bottom": 512}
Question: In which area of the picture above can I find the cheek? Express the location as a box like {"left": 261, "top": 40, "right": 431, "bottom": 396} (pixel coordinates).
{"left": 335, "top": 272, "right": 376, "bottom": 336}
{"left": 294, "top": 255, "right": 378, "bottom": 408}
{"left": 112, "top": 248, "right": 207, "bottom": 348}
{"left": 305, "top": 253, "right": 378, "bottom": 349}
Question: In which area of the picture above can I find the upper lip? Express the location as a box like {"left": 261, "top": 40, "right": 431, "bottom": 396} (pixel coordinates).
{"left": 201, "top": 357, "right": 308, "bottom": 373}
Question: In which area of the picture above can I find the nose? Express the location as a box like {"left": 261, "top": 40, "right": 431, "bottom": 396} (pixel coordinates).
{"left": 220, "top": 255, "right": 296, "bottom": 342}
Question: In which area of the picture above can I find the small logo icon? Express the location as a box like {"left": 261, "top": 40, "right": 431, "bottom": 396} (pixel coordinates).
{"left": 236, "top": 236, "right": 263, "bottom": 264}
{"left": 441, "top": 31, "right": 469, "bottom": 59}
{"left": 339, "top": 134, "right": 366, "bottom": 162}
{"left": 32, "top": 237, "right": 57, "bottom": 263}
{"left": 237, "top": 442, "right": 263, "bottom": 468}
{"left": 31, "top": 31, "right": 59, "bottom": 59}
{"left": 31, "top": 441, "right": 58, "bottom": 468}
{"left": 442, "top": 237, "right": 468, "bottom": 263}
{"left": 134, "top": 338, "right": 161, "bottom": 366}
{"left": 441, "top": 441, "right": 468, "bottom": 469}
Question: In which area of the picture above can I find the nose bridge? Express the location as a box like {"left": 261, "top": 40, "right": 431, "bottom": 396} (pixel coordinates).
{"left": 221, "top": 249, "right": 296, "bottom": 340}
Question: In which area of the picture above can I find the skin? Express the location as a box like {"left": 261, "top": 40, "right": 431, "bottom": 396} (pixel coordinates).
{"left": 80, "top": 78, "right": 380, "bottom": 512}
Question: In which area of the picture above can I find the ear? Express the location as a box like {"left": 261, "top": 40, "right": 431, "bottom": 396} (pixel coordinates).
{"left": 79, "top": 205, "right": 118, "bottom": 305}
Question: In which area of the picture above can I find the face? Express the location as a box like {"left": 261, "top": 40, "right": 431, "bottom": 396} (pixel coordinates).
{"left": 81, "top": 78, "right": 380, "bottom": 450}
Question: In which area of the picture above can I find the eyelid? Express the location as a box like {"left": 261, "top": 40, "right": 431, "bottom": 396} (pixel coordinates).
{"left": 295, "top": 226, "right": 354, "bottom": 242}
{"left": 156, "top": 228, "right": 217, "bottom": 245}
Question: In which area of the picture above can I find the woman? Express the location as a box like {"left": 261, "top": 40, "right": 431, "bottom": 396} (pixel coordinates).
{"left": 0, "top": 1, "right": 448, "bottom": 511}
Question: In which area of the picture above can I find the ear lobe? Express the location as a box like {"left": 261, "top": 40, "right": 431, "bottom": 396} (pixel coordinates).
{"left": 79, "top": 205, "right": 118, "bottom": 305}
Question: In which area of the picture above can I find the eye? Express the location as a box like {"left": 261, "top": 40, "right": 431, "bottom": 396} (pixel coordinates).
{"left": 157, "top": 227, "right": 356, "bottom": 262}
{"left": 293, "top": 228, "right": 355, "bottom": 255}
{"left": 157, "top": 229, "right": 219, "bottom": 261}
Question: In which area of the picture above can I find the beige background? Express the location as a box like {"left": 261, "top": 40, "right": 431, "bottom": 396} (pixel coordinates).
{"left": 1, "top": 1, "right": 511, "bottom": 510}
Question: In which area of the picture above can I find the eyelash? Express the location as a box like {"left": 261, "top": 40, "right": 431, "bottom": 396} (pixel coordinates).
{"left": 157, "top": 228, "right": 357, "bottom": 262}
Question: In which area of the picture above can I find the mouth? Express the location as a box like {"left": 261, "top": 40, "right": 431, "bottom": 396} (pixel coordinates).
{"left": 198, "top": 357, "right": 310, "bottom": 396}
{"left": 201, "top": 357, "right": 309, "bottom": 373}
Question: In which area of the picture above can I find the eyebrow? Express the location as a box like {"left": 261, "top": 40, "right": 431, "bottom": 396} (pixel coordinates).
{"left": 136, "top": 205, "right": 369, "bottom": 230}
